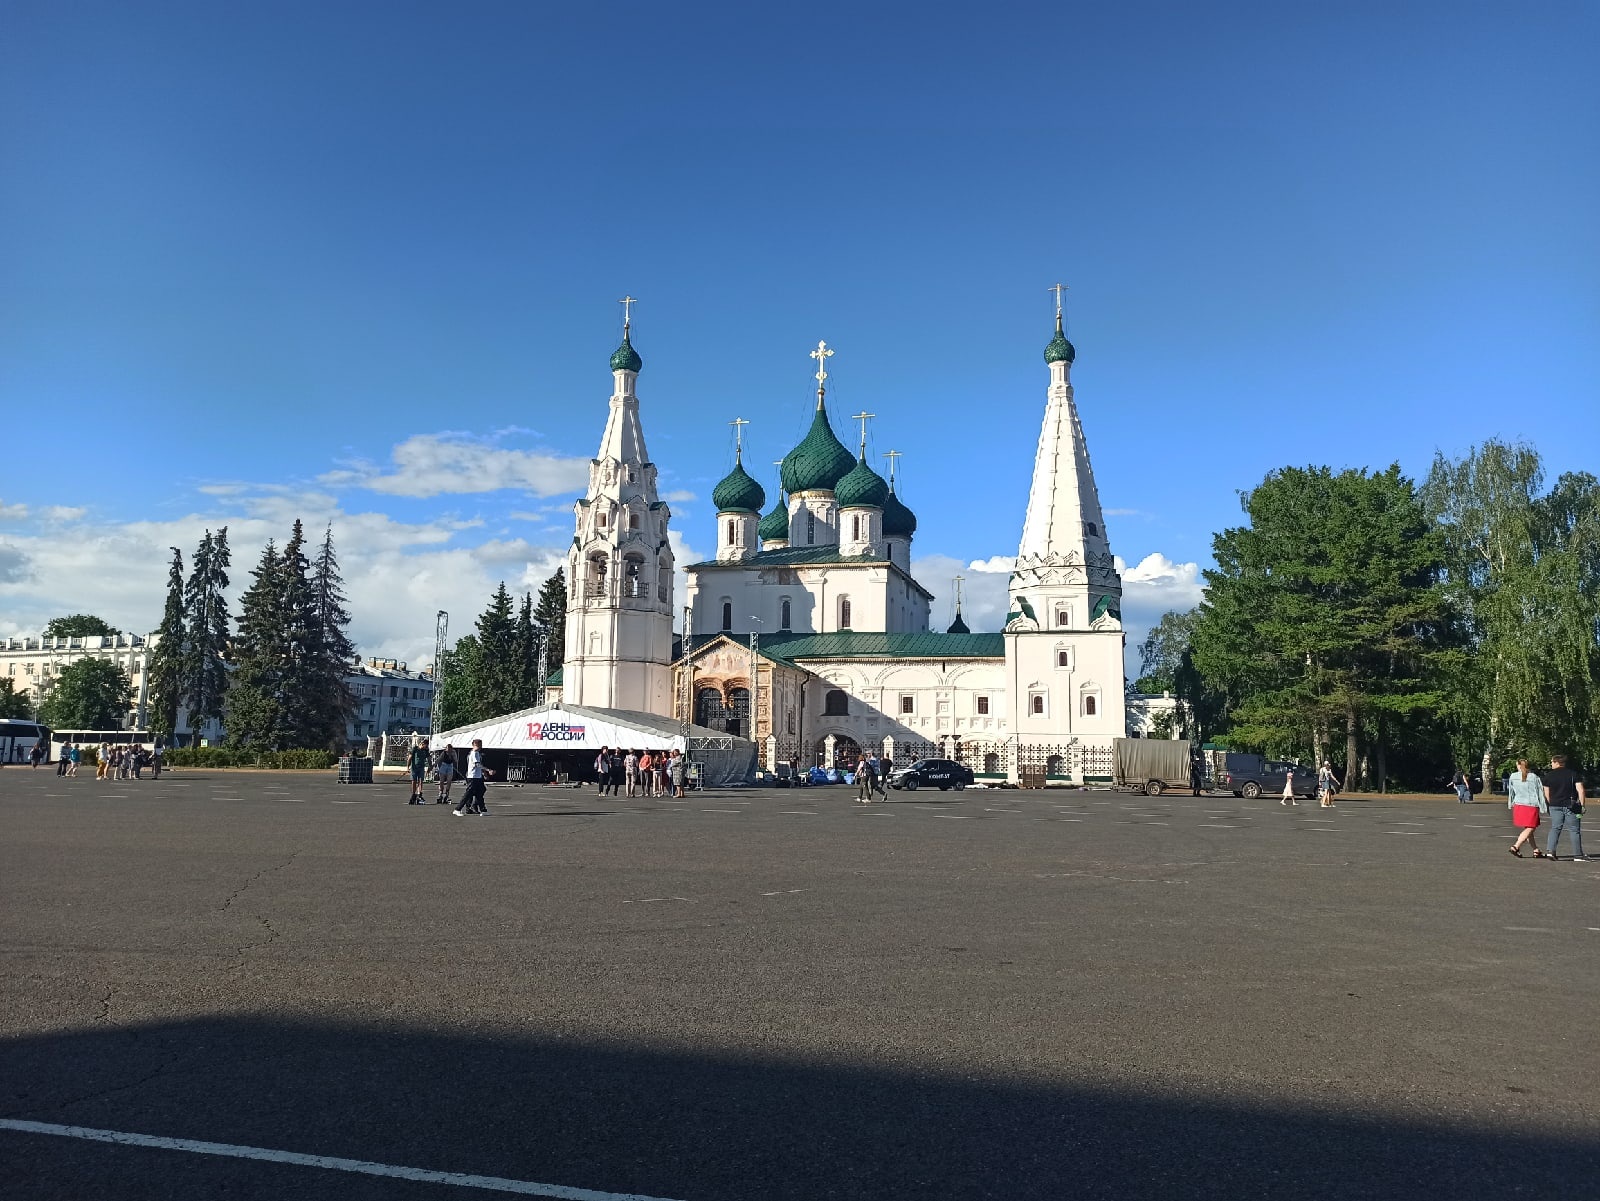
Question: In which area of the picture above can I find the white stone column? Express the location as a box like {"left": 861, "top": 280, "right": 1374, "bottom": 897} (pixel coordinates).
{"left": 764, "top": 735, "right": 778, "bottom": 773}
{"left": 824, "top": 734, "right": 837, "bottom": 770}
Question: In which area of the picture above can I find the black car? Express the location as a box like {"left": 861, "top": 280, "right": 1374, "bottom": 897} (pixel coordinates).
{"left": 1216, "top": 753, "right": 1315, "bottom": 799}
{"left": 889, "top": 758, "right": 974, "bottom": 792}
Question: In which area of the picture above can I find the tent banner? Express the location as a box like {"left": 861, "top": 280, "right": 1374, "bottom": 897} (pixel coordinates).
{"left": 434, "top": 712, "right": 682, "bottom": 753}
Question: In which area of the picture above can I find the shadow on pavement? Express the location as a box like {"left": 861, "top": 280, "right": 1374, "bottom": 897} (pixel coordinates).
{"left": 2, "top": 1016, "right": 1591, "bottom": 1200}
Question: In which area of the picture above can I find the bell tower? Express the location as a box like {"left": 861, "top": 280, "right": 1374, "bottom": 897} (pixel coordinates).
{"left": 562, "top": 298, "right": 675, "bottom": 715}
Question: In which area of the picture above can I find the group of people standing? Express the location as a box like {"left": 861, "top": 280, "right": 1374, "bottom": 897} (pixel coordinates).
{"left": 594, "top": 747, "right": 687, "bottom": 798}
{"left": 37, "top": 742, "right": 162, "bottom": 779}
{"left": 1280, "top": 762, "right": 1342, "bottom": 808}
{"left": 1506, "top": 754, "right": 1587, "bottom": 861}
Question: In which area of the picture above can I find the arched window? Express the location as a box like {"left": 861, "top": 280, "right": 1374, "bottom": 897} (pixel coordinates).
{"left": 780, "top": 598, "right": 792, "bottom": 631}
{"left": 695, "top": 687, "right": 727, "bottom": 731}
{"left": 851, "top": 514, "right": 860, "bottom": 540}
{"left": 823, "top": 689, "right": 849, "bottom": 716}
{"left": 597, "top": 512, "right": 608, "bottom": 529}
{"left": 721, "top": 601, "right": 733, "bottom": 632}
{"left": 806, "top": 510, "right": 816, "bottom": 544}
{"left": 726, "top": 519, "right": 735, "bottom": 544}
{"left": 623, "top": 554, "right": 644, "bottom": 597}
{"left": 1084, "top": 695, "right": 1098, "bottom": 716}
{"left": 1086, "top": 521, "right": 1099, "bottom": 536}
{"left": 983, "top": 752, "right": 999, "bottom": 773}
{"left": 629, "top": 513, "right": 639, "bottom": 529}
{"left": 1055, "top": 606, "right": 1070, "bottom": 627}
{"left": 1031, "top": 694, "right": 1045, "bottom": 715}
{"left": 1057, "top": 649, "right": 1070, "bottom": 668}
{"left": 838, "top": 595, "right": 852, "bottom": 629}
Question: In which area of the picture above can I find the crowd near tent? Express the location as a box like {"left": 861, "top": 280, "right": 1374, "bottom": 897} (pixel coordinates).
{"left": 429, "top": 703, "right": 757, "bottom": 787}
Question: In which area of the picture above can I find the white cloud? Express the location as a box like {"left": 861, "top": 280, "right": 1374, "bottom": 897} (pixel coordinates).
{"left": 40, "top": 506, "right": 88, "bottom": 523}
{"left": 967, "top": 555, "right": 1016, "bottom": 574}
{"left": 913, "top": 554, "right": 1011, "bottom": 633}
{"left": 1114, "top": 553, "right": 1205, "bottom": 679}
{"left": 1104, "top": 508, "right": 1142, "bottom": 517}
{"left": 324, "top": 433, "right": 591, "bottom": 499}
{"left": 661, "top": 490, "right": 697, "bottom": 503}
{"left": 1, "top": 501, "right": 30, "bottom": 521}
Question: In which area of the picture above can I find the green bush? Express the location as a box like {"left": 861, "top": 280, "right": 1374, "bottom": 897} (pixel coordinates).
{"left": 163, "top": 747, "right": 339, "bottom": 770}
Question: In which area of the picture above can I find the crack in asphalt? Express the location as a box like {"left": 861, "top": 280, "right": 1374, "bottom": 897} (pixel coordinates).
{"left": 216, "top": 852, "right": 298, "bottom": 913}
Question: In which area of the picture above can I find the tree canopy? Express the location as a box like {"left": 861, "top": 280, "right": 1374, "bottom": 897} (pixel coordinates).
{"left": 43, "top": 614, "right": 120, "bottom": 638}
{"left": 41, "top": 658, "right": 133, "bottom": 730}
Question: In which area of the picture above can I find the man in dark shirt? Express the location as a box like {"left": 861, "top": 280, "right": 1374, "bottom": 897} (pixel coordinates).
{"left": 1543, "top": 754, "right": 1588, "bottom": 861}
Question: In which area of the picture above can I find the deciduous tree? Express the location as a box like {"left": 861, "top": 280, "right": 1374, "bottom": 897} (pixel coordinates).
{"left": 41, "top": 658, "right": 133, "bottom": 730}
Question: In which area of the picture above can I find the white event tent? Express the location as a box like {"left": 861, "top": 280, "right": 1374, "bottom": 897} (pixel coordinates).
{"left": 430, "top": 703, "right": 757, "bottom": 786}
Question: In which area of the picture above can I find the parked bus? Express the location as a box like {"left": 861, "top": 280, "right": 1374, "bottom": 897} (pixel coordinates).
{"left": 0, "top": 718, "right": 51, "bottom": 765}
{"left": 48, "top": 729, "right": 158, "bottom": 763}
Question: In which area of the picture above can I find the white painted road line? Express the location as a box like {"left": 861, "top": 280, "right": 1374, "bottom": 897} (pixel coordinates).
{"left": 0, "top": 1119, "right": 687, "bottom": 1200}
{"left": 1198, "top": 824, "right": 1237, "bottom": 829}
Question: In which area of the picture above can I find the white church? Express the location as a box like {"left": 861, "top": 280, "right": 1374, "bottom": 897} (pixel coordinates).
{"left": 549, "top": 297, "right": 1127, "bottom": 784}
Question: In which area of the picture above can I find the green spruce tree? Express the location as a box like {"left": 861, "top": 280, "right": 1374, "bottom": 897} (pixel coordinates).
{"left": 182, "top": 528, "right": 232, "bottom": 732}
{"left": 146, "top": 547, "right": 187, "bottom": 737}
{"left": 512, "top": 591, "right": 540, "bottom": 710}
{"left": 309, "top": 524, "right": 358, "bottom": 746}
{"left": 227, "top": 540, "right": 288, "bottom": 748}
{"left": 533, "top": 567, "right": 567, "bottom": 682}
{"left": 474, "top": 582, "right": 518, "bottom": 717}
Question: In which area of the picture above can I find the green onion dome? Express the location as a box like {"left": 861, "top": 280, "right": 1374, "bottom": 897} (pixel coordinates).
{"left": 882, "top": 486, "right": 917, "bottom": 537}
{"left": 834, "top": 454, "right": 888, "bottom": 509}
{"left": 758, "top": 495, "right": 790, "bottom": 542}
{"left": 610, "top": 332, "right": 643, "bottom": 373}
{"left": 780, "top": 403, "right": 856, "bottom": 494}
{"left": 1044, "top": 324, "right": 1076, "bottom": 366}
{"left": 711, "top": 458, "right": 766, "bottom": 514}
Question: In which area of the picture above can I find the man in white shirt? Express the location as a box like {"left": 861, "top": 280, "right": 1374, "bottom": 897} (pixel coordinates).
{"left": 453, "top": 739, "right": 490, "bottom": 816}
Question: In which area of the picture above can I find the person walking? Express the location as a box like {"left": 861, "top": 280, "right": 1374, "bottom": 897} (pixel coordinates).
{"left": 877, "top": 753, "right": 894, "bottom": 798}
{"left": 30, "top": 742, "right": 43, "bottom": 769}
{"left": 594, "top": 747, "right": 612, "bottom": 796}
{"left": 434, "top": 744, "right": 456, "bottom": 804}
{"left": 96, "top": 742, "right": 110, "bottom": 779}
{"left": 151, "top": 744, "right": 164, "bottom": 779}
{"left": 1506, "top": 758, "right": 1548, "bottom": 857}
{"left": 1451, "top": 768, "right": 1472, "bottom": 805}
{"left": 453, "top": 739, "right": 490, "bottom": 816}
{"left": 639, "top": 750, "right": 654, "bottom": 797}
{"left": 856, "top": 753, "right": 878, "bottom": 804}
{"left": 66, "top": 743, "right": 80, "bottom": 777}
{"left": 1543, "top": 753, "right": 1587, "bottom": 862}
{"left": 624, "top": 749, "right": 640, "bottom": 797}
{"left": 669, "top": 748, "right": 686, "bottom": 798}
{"left": 1317, "top": 761, "right": 1340, "bottom": 808}
{"left": 130, "top": 746, "right": 144, "bottom": 779}
{"left": 56, "top": 744, "right": 70, "bottom": 776}
{"left": 1281, "top": 767, "right": 1299, "bottom": 807}
{"left": 406, "top": 740, "right": 430, "bottom": 804}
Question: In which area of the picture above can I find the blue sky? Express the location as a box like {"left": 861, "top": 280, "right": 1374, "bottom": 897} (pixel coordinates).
{"left": 2, "top": 2, "right": 1596, "bottom": 667}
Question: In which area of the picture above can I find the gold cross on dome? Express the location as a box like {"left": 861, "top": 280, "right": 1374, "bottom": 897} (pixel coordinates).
{"left": 810, "top": 340, "right": 834, "bottom": 386}
{"left": 883, "top": 448, "right": 902, "bottom": 485}
{"left": 955, "top": 575, "right": 965, "bottom": 608}
{"left": 620, "top": 295, "right": 637, "bottom": 328}
{"left": 1049, "top": 283, "right": 1068, "bottom": 316}
{"left": 850, "top": 411, "right": 875, "bottom": 454}
{"left": 729, "top": 417, "right": 749, "bottom": 458}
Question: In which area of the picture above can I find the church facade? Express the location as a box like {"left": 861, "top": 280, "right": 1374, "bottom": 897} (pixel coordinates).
{"left": 551, "top": 301, "right": 1126, "bottom": 784}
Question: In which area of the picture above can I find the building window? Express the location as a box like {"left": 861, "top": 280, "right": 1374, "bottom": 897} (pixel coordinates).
{"left": 624, "top": 555, "right": 645, "bottom": 597}
{"left": 1047, "top": 754, "right": 1066, "bottom": 776}
{"left": 1084, "top": 695, "right": 1098, "bottom": 716}
{"left": 823, "top": 689, "right": 849, "bottom": 717}
{"left": 976, "top": 695, "right": 989, "bottom": 715}
{"left": 851, "top": 514, "right": 861, "bottom": 541}
{"left": 899, "top": 694, "right": 914, "bottom": 715}
{"left": 983, "top": 752, "right": 999, "bottom": 773}
{"left": 806, "top": 510, "right": 816, "bottom": 544}
{"left": 630, "top": 513, "right": 639, "bottom": 529}
{"left": 780, "top": 598, "right": 791, "bottom": 630}
{"left": 721, "top": 601, "right": 733, "bottom": 632}
{"left": 1086, "top": 521, "right": 1099, "bottom": 536}
{"left": 726, "top": 519, "right": 735, "bottom": 544}
{"left": 1057, "top": 649, "right": 1071, "bottom": 668}
{"left": 727, "top": 687, "right": 751, "bottom": 739}
{"left": 598, "top": 512, "right": 608, "bottom": 529}
{"left": 787, "top": 710, "right": 795, "bottom": 734}
{"left": 695, "top": 687, "right": 726, "bottom": 731}
{"left": 1055, "top": 606, "right": 1070, "bottom": 627}
{"left": 1031, "top": 693, "right": 1045, "bottom": 716}
{"left": 838, "top": 596, "right": 852, "bottom": 630}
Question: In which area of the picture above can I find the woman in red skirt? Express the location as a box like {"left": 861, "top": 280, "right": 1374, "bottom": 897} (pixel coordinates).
{"left": 1507, "top": 758, "right": 1548, "bottom": 857}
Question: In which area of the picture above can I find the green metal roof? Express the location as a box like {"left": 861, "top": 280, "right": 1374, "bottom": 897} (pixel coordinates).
{"left": 882, "top": 486, "right": 917, "bottom": 537}
{"left": 711, "top": 458, "right": 766, "bottom": 514}
{"left": 544, "top": 667, "right": 563, "bottom": 686}
{"left": 757, "top": 495, "right": 789, "bottom": 542}
{"left": 835, "top": 454, "right": 889, "bottom": 509}
{"left": 610, "top": 332, "right": 642, "bottom": 373}
{"left": 758, "top": 631, "right": 1004, "bottom": 662}
{"left": 688, "top": 545, "right": 881, "bottom": 569}
{"left": 780, "top": 401, "right": 856, "bottom": 494}
{"left": 1044, "top": 315, "right": 1076, "bottom": 366}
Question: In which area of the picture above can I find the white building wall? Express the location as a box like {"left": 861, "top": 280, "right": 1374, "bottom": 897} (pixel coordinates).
{"left": 686, "top": 562, "right": 931, "bottom": 638}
